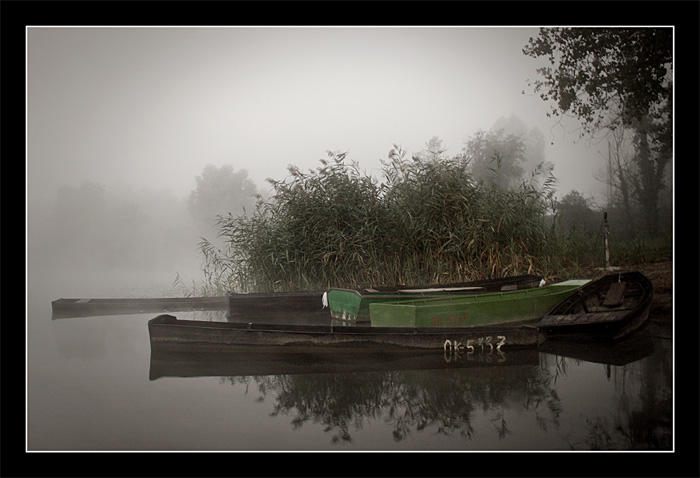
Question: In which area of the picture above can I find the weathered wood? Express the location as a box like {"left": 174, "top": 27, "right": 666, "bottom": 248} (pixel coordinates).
{"left": 537, "top": 271, "right": 653, "bottom": 341}
{"left": 602, "top": 282, "right": 626, "bottom": 307}
{"left": 52, "top": 296, "right": 229, "bottom": 319}
{"left": 227, "top": 291, "right": 329, "bottom": 320}
{"left": 148, "top": 314, "right": 542, "bottom": 351}
{"left": 539, "top": 310, "right": 630, "bottom": 327}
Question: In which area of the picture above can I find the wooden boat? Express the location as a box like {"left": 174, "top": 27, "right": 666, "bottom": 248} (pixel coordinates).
{"left": 368, "top": 279, "right": 590, "bottom": 328}
{"left": 51, "top": 296, "right": 229, "bottom": 319}
{"left": 227, "top": 290, "right": 329, "bottom": 321}
{"left": 537, "top": 271, "right": 654, "bottom": 341}
{"left": 148, "top": 314, "right": 541, "bottom": 352}
{"left": 326, "top": 274, "right": 543, "bottom": 322}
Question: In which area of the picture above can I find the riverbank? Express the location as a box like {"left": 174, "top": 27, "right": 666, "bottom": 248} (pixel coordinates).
{"left": 632, "top": 261, "right": 673, "bottom": 315}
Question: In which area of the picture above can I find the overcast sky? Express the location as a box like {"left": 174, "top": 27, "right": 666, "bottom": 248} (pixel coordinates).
{"left": 27, "top": 26, "right": 610, "bottom": 204}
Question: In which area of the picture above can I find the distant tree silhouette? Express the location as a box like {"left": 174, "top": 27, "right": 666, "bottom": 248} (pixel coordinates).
{"left": 188, "top": 164, "right": 258, "bottom": 233}
{"left": 463, "top": 129, "right": 526, "bottom": 189}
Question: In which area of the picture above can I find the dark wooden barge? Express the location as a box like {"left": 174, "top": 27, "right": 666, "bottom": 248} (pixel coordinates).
{"left": 148, "top": 314, "right": 541, "bottom": 352}
{"left": 227, "top": 290, "right": 329, "bottom": 321}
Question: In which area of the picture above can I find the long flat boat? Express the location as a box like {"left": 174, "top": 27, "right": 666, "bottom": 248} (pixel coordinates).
{"left": 368, "top": 279, "right": 590, "bottom": 328}
{"left": 52, "top": 296, "right": 229, "bottom": 319}
{"left": 148, "top": 314, "right": 541, "bottom": 352}
{"left": 537, "top": 271, "right": 653, "bottom": 341}
{"left": 326, "top": 274, "right": 543, "bottom": 322}
{"left": 227, "top": 290, "right": 329, "bottom": 320}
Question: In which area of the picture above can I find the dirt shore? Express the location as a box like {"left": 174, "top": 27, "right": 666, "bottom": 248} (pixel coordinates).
{"left": 630, "top": 261, "right": 673, "bottom": 315}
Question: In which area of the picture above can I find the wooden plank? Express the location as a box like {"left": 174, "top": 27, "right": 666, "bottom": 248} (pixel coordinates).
{"left": 539, "top": 310, "right": 631, "bottom": 329}
{"left": 602, "top": 282, "right": 626, "bottom": 307}
{"left": 52, "top": 296, "right": 229, "bottom": 319}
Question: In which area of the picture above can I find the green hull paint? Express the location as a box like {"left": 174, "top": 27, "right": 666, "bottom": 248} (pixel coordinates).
{"left": 369, "top": 280, "right": 590, "bottom": 328}
{"left": 327, "top": 276, "right": 542, "bottom": 322}
{"left": 326, "top": 289, "right": 418, "bottom": 322}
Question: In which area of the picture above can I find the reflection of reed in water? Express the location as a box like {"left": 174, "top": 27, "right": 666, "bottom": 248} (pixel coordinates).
{"left": 149, "top": 327, "right": 669, "bottom": 449}
{"left": 222, "top": 357, "right": 553, "bottom": 445}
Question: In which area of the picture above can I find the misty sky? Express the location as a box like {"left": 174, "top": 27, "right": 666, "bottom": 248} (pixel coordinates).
{"left": 27, "top": 26, "right": 610, "bottom": 204}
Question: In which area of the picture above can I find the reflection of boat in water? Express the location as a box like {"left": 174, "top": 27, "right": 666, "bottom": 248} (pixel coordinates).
{"left": 51, "top": 296, "right": 228, "bottom": 319}
{"left": 149, "top": 340, "right": 550, "bottom": 447}
{"left": 148, "top": 314, "right": 541, "bottom": 352}
{"left": 537, "top": 329, "right": 655, "bottom": 366}
{"left": 148, "top": 344, "right": 541, "bottom": 380}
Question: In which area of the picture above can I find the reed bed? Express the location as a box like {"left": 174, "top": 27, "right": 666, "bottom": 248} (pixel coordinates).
{"left": 196, "top": 150, "right": 671, "bottom": 294}
{"left": 198, "top": 150, "right": 584, "bottom": 293}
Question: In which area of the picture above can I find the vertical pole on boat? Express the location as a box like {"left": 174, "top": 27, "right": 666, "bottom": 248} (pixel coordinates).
{"left": 603, "top": 212, "right": 611, "bottom": 271}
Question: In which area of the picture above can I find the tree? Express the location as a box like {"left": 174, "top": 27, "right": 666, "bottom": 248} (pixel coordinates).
{"left": 556, "top": 190, "right": 598, "bottom": 234}
{"left": 491, "top": 115, "right": 549, "bottom": 175}
{"left": 463, "top": 128, "right": 526, "bottom": 189}
{"left": 523, "top": 27, "right": 672, "bottom": 234}
{"left": 414, "top": 136, "right": 449, "bottom": 163}
{"left": 188, "top": 164, "right": 258, "bottom": 233}
{"left": 522, "top": 27, "right": 672, "bottom": 137}
{"left": 598, "top": 126, "right": 637, "bottom": 230}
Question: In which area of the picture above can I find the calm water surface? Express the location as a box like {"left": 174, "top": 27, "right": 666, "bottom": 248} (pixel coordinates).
{"left": 27, "top": 273, "right": 673, "bottom": 452}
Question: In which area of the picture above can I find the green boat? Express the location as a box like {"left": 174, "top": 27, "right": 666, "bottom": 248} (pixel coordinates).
{"left": 326, "top": 275, "right": 543, "bottom": 322}
{"left": 368, "top": 280, "right": 590, "bottom": 328}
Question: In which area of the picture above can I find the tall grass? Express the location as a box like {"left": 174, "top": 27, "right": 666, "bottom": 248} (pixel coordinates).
{"left": 198, "top": 150, "right": 670, "bottom": 293}
{"left": 380, "top": 147, "right": 555, "bottom": 283}
{"left": 201, "top": 152, "right": 391, "bottom": 292}
{"left": 200, "top": 150, "right": 557, "bottom": 292}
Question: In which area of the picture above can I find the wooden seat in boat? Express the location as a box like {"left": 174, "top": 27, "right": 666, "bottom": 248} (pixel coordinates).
{"left": 602, "top": 282, "right": 626, "bottom": 307}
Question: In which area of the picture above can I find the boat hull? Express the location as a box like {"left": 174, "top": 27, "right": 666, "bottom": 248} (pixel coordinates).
{"left": 368, "top": 280, "right": 590, "bottom": 328}
{"left": 227, "top": 291, "right": 328, "bottom": 321}
{"left": 327, "top": 275, "right": 542, "bottom": 322}
{"left": 148, "top": 314, "right": 541, "bottom": 352}
{"left": 537, "top": 271, "right": 654, "bottom": 341}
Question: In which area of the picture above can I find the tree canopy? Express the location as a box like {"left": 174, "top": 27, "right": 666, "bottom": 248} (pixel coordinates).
{"left": 522, "top": 27, "right": 672, "bottom": 138}
{"left": 523, "top": 27, "right": 673, "bottom": 235}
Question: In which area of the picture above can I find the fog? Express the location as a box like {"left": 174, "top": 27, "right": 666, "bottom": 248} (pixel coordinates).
{"left": 27, "top": 26, "right": 612, "bottom": 293}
